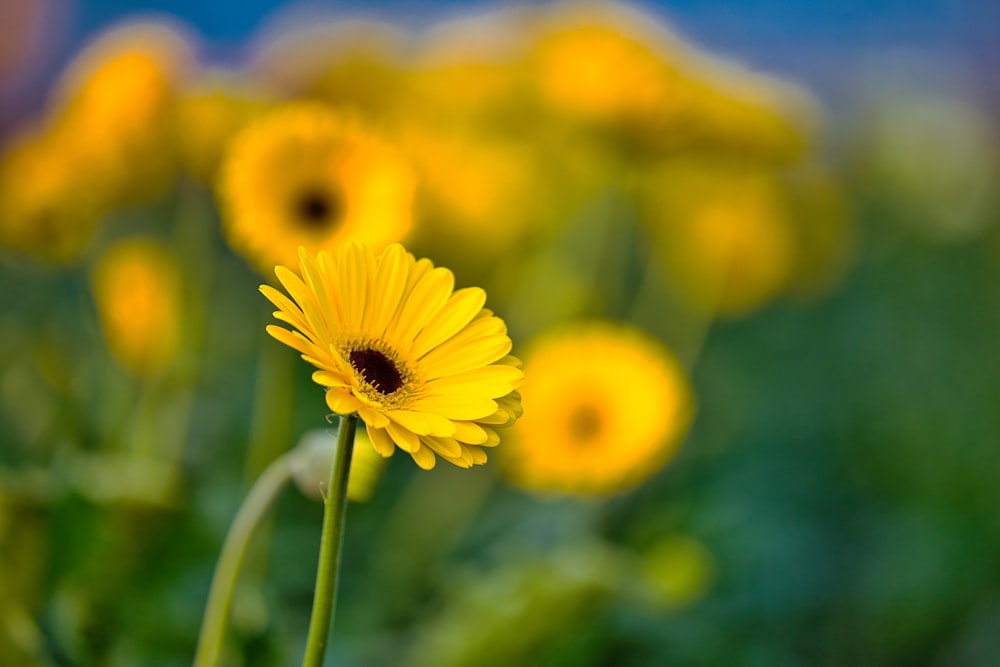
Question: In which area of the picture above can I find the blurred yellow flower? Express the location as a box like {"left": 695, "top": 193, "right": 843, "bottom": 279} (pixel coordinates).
{"left": 91, "top": 238, "right": 183, "bottom": 376}
{"left": 529, "top": 11, "right": 688, "bottom": 134}
{"left": 403, "top": 123, "right": 550, "bottom": 270}
{"left": 643, "top": 163, "right": 796, "bottom": 317}
{"left": 262, "top": 243, "right": 523, "bottom": 469}
{"left": 51, "top": 20, "right": 193, "bottom": 203}
{"left": 527, "top": 3, "right": 816, "bottom": 161}
{"left": 220, "top": 103, "right": 415, "bottom": 274}
{"left": 174, "top": 73, "right": 273, "bottom": 184}
{"left": 0, "top": 123, "right": 105, "bottom": 264}
{"left": 500, "top": 323, "right": 693, "bottom": 496}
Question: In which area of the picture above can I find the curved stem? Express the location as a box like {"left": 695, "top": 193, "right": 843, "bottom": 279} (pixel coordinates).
{"left": 193, "top": 452, "right": 294, "bottom": 667}
{"left": 301, "top": 414, "right": 358, "bottom": 667}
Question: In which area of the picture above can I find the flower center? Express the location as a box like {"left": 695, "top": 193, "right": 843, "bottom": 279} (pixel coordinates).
{"left": 349, "top": 348, "right": 404, "bottom": 395}
{"left": 293, "top": 186, "right": 342, "bottom": 231}
{"left": 568, "top": 404, "right": 602, "bottom": 444}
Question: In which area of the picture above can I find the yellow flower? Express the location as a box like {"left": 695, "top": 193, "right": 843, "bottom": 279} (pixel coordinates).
{"left": 642, "top": 162, "right": 796, "bottom": 318}
{"left": 402, "top": 123, "right": 551, "bottom": 271}
{"left": 0, "top": 122, "right": 105, "bottom": 264}
{"left": 219, "top": 103, "right": 416, "bottom": 274}
{"left": 500, "top": 323, "right": 693, "bottom": 496}
{"left": 91, "top": 238, "right": 183, "bottom": 376}
{"left": 261, "top": 243, "right": 523, "bottom": 470}
{"left": 50, "top": 20, "right": 193, "bottom": 203}
{"left": 527, "top": 4, "right": 695, "bottom": 139}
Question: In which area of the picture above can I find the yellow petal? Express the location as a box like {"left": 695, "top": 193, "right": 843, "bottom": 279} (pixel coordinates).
{"left": 387, "top": 265, "right": 454, "bottom": 345}
{"left": 312, "top": 370, "right": 350, "bottom": 388}
{"left": 366, "top": 424, "right": 396, "bottom": 457}
{"left": 464, "top": 445, "right": 488, "bottom": 465}
{"left": 339, "top": 243, "right": 370, "bottom": 330}
{"left": 365, "top": 243, "right": 409, "bottom": 338}
{"left": 411, "top": 394, "right": 498, "bottom": 421}
{"left": 411, "top": 287, "right": 486, "bottom": 359}
{"left": 357, "top": 405, "right": 390, "bottom": 429}
{"left": 480, "top": 427, "right": 501, "bottom": 447}
{"left": 298, "top": 246, "right": 342, "bottom": 331}
{"left": 266, "top": 325, "right": 328, "bottom": 362}
{"left": 325, "top": 387, "right": 361, "bottom": 415}
{"left": 424, "top": 364, "right": 524, "bottom": 397}
{"left": 275, "top": 265, "right": 330, "bottom": 342}
{"left": 423, "top": 435, "right": 462, "bottom": 458}
{"left": 451, "top": 420, "right": 488, "bottom": 445}
{"left": 409, "top": 444, "right": 437, "bottom": 470}
{"left": 260, "top": 284, "right": 309, "bottom": 332}
{"left": 384, "top": 410, "right": 456, "bottom": 437}
{"left": 386, "top": 420, "right": 421, "bottom": 453}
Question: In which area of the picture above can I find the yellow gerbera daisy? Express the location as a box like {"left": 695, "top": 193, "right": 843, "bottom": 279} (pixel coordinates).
{"left": 219, "top": 102, "right": 415, "bottom": 274}
{"left": 90, "top": 237, "right": 183, "bottom": 376}
{"left": 500, "top": 323, "right": 693, "bottom": 496}
{"left": 261, "top": 243, "right": 523, "bottom": 470}
{"left": 51, "top": 20, "right": 193, "bottom": 203}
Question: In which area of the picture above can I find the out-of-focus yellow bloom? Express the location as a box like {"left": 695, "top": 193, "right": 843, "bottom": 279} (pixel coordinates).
{"left": 91, "top": 238, "right": 183, "bottom": 376}
{"left": 639, "top": 535, "right": 714, "bottom": 610}
{"left": 220, "top": 103, "right": 415, "bottom": 274}
{"left": 403, "top": 123, "right": 551, "bottom": 270}
{"left": 0, "top": 123, "right": 105, "bottom": 264}
{"left": 527, "top": 3, "right": 815, "bottom": 161}
{"left": 262, "top": 244, "right": 523, "bottom": 469}
{"left": 500, "top": 323, "right": 693, "bottom": 496}
{"left": 643, "top": 163, "right": 796, "bottom": 317}
{"left": 50, "top": 20, "right": 193, "bottom": 203}
{"left": 174, "top": 73, "right": 273, "bottom": 184}
{"left": 528, "top": 6, "right": 689, "bottom": 135}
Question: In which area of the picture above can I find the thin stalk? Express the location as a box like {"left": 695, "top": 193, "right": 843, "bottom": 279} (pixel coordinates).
{"left": 301, "top": 414, "right": 358, "bottom": 667}
{"left": 193, "top": 452, "right": 294, "bottom": 667}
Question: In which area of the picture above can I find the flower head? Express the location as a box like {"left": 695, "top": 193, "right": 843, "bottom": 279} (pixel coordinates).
{"left": 262, "top": 243, "right": 523, "bottom": 469}
{"left": 499, "top": 323, "right": 693, "bottom": 496}
{"left": 0, "top": 122, "right": 106, "bottom": 264}
{"left": 220, "top": 103, "right": 415, "bottom": 274}
{"left": 91, "top": 237, "right": 183, "bottom": 376}
{"left": 51, "top": 20, "right": 193, "bottom": 203}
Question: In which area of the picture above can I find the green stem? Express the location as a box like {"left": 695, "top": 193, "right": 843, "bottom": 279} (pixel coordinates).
{"left": 301, "top": 414, "right": 358, "bottom": 667}
{"left": 193, "top": 452, "right": 294, "bottom": 667}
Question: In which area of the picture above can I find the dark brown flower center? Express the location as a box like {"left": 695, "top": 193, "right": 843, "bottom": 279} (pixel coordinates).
{"left": 349, "top": 348, "right": 404, "bottom": 395}
{"left": 293, "top": 186, "right": 342, "bottom": 231}
{"left": 568, "top": 404, "right": 602, "bottom": 444}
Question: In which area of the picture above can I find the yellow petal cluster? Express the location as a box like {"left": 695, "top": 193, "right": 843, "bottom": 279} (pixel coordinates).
{"left": 262, "top": 243, "right": 523, "bottom": 469}
{"left": 220, "top": 103, "right": 415, "bottom": 274}
{"left": 500, "top": 323, "right": 693, "bottom": 496}
{"left": 90, "top": 238, "right": 184, "bottom": 376}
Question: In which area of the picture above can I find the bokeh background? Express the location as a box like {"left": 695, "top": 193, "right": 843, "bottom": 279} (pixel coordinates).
{"left": 3, "top": 1, "right": 1000, "bottom": 666}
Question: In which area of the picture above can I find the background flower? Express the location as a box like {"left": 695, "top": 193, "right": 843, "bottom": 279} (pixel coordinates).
{"left": 219, "top": 103, "right": 415, "bottom": 274}
{"left": 500, "top": 322, "right": 693, "bottom": 496}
